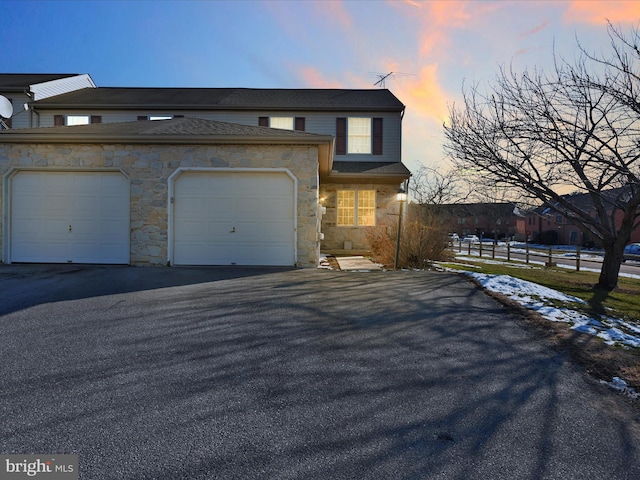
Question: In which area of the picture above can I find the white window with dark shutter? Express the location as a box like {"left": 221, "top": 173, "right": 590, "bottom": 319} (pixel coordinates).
{"left": 66, "top": 115, "right": 90, "bottom": 126}
{"left": 347, "top": 117, "right": 371, "bottom": 154}
{"left": 336, "top": 117, "right": 383, "bottom": 155}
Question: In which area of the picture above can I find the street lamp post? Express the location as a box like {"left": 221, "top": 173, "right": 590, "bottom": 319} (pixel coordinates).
{"left": 394, "top": 187, "right": 407, "bottom": 270}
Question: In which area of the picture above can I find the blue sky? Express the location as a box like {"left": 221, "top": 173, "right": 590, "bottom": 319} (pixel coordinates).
{"left": 2, "top": 0, "right": 639, "bottom": 173}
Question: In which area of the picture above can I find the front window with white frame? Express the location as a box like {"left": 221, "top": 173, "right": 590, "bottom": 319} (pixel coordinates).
{"left": 347, "top": 117, "right": 372, "bottom": 154}
{"left": 337, "top": 190, "right": 376, "bottom": 226}
{"left": 269, "top": 117, "right": 294, "bottom": 130}
{"left": 66, "top": 115, "right": 90, "bottom": 126}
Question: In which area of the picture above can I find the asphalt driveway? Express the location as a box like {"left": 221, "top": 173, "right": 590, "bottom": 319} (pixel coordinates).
{"left": 1, "top": 265, "right": 639, "bottom": 479}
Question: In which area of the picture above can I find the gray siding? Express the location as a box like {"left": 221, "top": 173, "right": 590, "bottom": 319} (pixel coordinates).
{"left": 34, "top": 110, "right": 402, "bottom": 163}
{"left": 0, "top": 93, "right": 30, "bottom": 129}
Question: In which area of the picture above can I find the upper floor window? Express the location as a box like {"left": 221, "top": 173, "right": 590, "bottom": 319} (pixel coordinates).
{"left": 269, "top": 117, "right": 294, "bottom": 130}
{"left": 54, "top": 115, "right": 101, "bottom": 126}
{"left": 66, "top": 115, "right": 90, "bottom": 125}
{"left": 336, "top": 117, "right": 383, "bottom": 155}
{"left": 347, "top": 117, "right": 371, "bottom": 154}
{"left": 258, "top": 116, "right": 305, "bottom": 131}
{"left": 138, "top": 115, "right": 177, "bottom": 121}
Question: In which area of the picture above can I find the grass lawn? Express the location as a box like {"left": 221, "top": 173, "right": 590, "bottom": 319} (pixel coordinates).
{"left": 440, "top": 258, "right": 640, "bottom": 323}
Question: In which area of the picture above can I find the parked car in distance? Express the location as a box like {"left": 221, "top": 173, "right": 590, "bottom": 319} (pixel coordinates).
{"left": 462, "top": 235, "right": 480, "bottom": 243}
{"left": 623, "top": 243, "right": 640, "bottom": 262}
{"left": 448, "top": 233, "right": 459, "bottom": 242}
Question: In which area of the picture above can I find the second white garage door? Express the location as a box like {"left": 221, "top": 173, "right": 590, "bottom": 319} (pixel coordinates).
{"left": 173, "top": 171, "right": 296, "bottom": 266}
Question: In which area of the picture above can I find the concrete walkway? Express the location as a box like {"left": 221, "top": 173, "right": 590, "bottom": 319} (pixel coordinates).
{"left": 334, "top": 255, "right": 382, "bottom": 271}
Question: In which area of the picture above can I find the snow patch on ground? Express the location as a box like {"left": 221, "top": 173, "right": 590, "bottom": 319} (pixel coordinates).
{"left": 600, "top": 377, "right": 640, "bottom": 400}
{"left": 459, "top": 271, "right": 640, "bottom": 349}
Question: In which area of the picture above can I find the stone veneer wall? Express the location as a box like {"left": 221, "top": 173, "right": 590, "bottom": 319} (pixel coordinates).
{"left": 0, "top": 143, "right": 320, "bottom": 267}
{"left": 319, "top": 183, "right": 402, "bottom": 252}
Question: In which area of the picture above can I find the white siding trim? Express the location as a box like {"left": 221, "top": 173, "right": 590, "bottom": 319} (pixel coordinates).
{"left": 30, "top": 74, "right": 96, "bottom": 101}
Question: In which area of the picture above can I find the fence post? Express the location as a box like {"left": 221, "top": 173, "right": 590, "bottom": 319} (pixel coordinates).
{"left": 468, "top": 241, "right": 471, "bottom": 256}
{"left": 576, "top": 245, "right": 581, "bottom": 272}
{"left": 507, "top": 242, "right": 511, "bottom": 261}
{"left": 492, "top": 242, "right": 496, "bottom": 259}
{"left": 479, "top": 241, "right": 483, "bottom": 257}
{"left": 547, "top": 246, "right": 553, "bottom": 267}
{"left": 526, "top": 243, "right": 530, "bottom": 264}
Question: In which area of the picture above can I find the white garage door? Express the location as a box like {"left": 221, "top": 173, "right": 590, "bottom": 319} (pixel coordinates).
{"left": 10, "top": 171, "right": 130, "bottom": 264}
{"left": 173, "top": 171, "right": 295, "bottom": 266}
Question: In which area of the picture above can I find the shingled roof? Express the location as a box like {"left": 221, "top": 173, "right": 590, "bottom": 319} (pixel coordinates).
{"left": 0, "top": 74, "right": 81, "bottom": 92}
{"left": 31, "top": 87, "right": 405, "bottom": 112}
{"left": 0, "top": 116, "right": 334, "bottom": 143}
{"left": 0, "top": 116, "right": 336, "bottom": 175}
{"left": 326, "top": 161, "right": 411, "bottom": 183}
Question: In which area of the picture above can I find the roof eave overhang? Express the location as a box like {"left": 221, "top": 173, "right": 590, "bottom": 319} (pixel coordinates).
{"left": 31, "top": 104, "right": 405, "bottom": 113}
{"left": 322, "top": 172, "right": 410, "bottom": 185}
{"left": 0, "top": 133, "right": 334, "bottom": 145}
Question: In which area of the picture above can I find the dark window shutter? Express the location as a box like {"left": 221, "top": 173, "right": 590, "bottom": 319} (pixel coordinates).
{"left": 90, "top": 115, "right": 102, "bottom": 124}
{"left": 258, "top": 116, "right": 268, "bottom": 127}
{"left": 54, "top": 115, "right": 64, "bottom": 126}
{"left": 138, "top": 116, "right": 147, "bottom": 121}
{"left": 336, "top": 118, "right": 346, "bottom": 155}
{"left": 372, "top": 118, "right": 383, "bottom": 155}
{"left": 294, "top": 117, "right": 305, "bottom": 131}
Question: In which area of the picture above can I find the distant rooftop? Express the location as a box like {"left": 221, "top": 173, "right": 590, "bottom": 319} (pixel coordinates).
{"left": 0, "top": 74, "right": 81, "bottom": 92}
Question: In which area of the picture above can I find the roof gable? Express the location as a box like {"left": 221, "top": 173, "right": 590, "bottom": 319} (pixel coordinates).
{"left": 0, "top": 74, "right": 82, "bottom": 92}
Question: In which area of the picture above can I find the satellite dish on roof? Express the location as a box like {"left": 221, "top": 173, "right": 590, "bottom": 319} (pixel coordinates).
{"left": 0, "top": 95, "right": 13, "bottom": 119}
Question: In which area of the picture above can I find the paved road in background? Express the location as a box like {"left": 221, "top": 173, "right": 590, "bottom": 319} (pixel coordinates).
{"left": 453, "top": 244, "right": 640, "bottom": 276}
{"left": 1, "top": 265, "right": 639, "bottom": 479}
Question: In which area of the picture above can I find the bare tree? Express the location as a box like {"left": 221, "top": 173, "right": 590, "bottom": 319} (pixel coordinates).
{"left": 444, "top": 26, "right": 640, "bottom": 290}
{"left": 409, "top": 165, "right": 463, "bottom": 205}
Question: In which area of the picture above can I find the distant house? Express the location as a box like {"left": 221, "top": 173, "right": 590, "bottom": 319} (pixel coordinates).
{"left": 0, "top": 76, "right": 410, "bottom": 267}
{"left": 432, "top": 202, "right": 521, "bottom": 241}
{"left": 519, "top": 188, "right": 640, "bottom": 246}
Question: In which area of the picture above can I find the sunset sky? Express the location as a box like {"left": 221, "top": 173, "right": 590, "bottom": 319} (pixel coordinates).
{"left": 3, "top": 0, "right": 639, "bottom": 173}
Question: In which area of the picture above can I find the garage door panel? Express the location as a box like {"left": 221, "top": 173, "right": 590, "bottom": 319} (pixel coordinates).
{"left": 45, "top": 196, "right": 72, "bottom": 216}
{"left": 173, "top": 171, "right": 295, "bottom": 266}
{"left": 10, "top": 171, "right": 130, "bottom": 264}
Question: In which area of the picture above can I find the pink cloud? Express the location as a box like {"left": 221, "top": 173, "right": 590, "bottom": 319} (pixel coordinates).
{"left": 564, "top": 0, "right": 640, "bottom": 24}
{"left": 520, "top": 21, "right": 549, "bottom": 37}
{"left": 395, "top": 64, "right": 450, "bottom": 123}
{"left": 297, "top": 67, "right": 346, "bottom": 89}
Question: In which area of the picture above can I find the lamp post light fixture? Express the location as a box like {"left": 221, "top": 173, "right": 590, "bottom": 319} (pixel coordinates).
{"left": 394, "top": 187, "right": 407, "bottom": 270}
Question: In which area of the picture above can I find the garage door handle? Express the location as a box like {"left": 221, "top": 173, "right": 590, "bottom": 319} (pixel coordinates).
{"left": 68, "top": 225, "right": 72, "bottom": 232}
